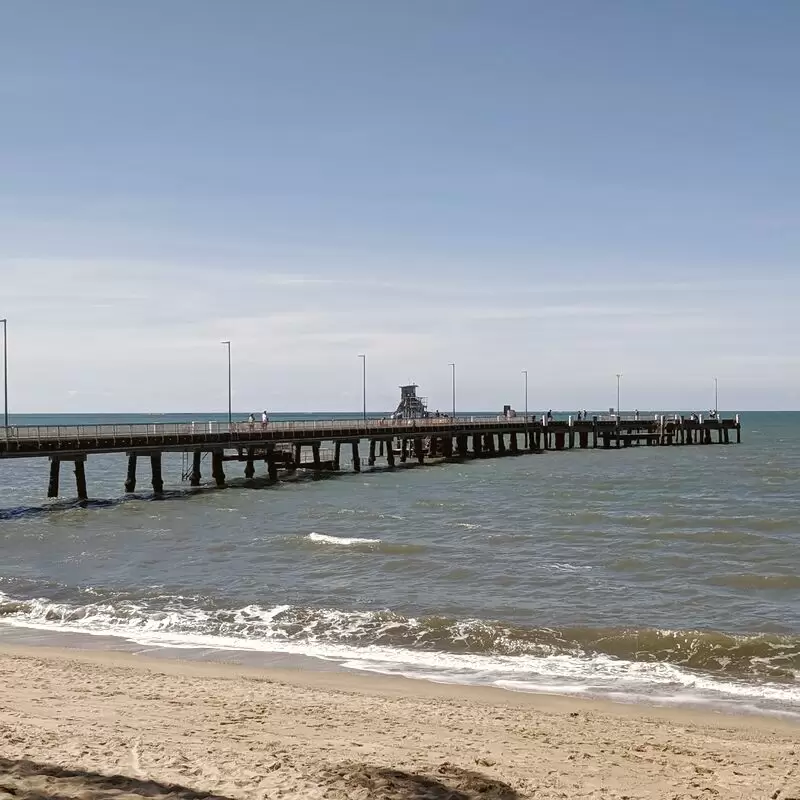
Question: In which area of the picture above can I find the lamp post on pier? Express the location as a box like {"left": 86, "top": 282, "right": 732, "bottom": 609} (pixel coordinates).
{"left": 714, "top": 377, "right": 719, "bottom": 414}
{"left": 358, "top": 354, "right": 366, "bottom": 422}
{"left": 221, "top": 340, "right": 232, "bottom": 429}
{"left": 616, "top": 373, "right": 622, "bottom": 417}
{"left": 449, "top": 362, "right": 456, "bottom": 419}
{"left": 522, "top": 369, "right": 528, "bottom": 448}
{"left": 1, "top": 318, "right": 7, "bottom": 432}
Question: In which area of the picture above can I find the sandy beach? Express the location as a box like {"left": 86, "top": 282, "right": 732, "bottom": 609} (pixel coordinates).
{"left": 0, "top": 644, "right": 796, "bottom": 799}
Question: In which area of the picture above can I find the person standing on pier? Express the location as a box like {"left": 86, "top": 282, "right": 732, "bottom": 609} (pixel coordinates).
{"left": 261, "top": 410, "right": 269, "bottom": 428}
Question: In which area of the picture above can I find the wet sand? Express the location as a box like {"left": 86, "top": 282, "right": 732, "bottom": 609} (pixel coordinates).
{"left": 0, "top": 642, "right": 797, "bottom": 799}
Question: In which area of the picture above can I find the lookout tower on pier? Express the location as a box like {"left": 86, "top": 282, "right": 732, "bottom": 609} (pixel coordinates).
{"left": 391, "top": 384, "right": 428, "bottom": 419}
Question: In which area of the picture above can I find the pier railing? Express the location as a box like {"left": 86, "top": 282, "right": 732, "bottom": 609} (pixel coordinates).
{"left": 0, "top": 413, "right": 739, "bottom": 444}
{"left": 2, "top": 416, "right": 517, "bottom": 442}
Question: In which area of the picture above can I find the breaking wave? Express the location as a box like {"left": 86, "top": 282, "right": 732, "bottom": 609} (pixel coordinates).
{"left": 0, "top": 589, "right": 798, "bottom": 715}
{"left": 306, "top": 532, "right": 381, "bottom": 546}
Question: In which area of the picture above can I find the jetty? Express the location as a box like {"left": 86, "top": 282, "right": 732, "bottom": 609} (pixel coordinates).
{"left": 0, "top": 413, "right": 742, "bottom": 501}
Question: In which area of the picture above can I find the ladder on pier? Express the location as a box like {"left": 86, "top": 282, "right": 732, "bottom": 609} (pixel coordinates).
{"left": 180, "top": 451, "right": 208, "bottom": 482}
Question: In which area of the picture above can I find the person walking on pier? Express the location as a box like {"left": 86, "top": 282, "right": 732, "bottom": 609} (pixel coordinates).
{"left": 261, "top": 410, "right": 269, "bottom": 428}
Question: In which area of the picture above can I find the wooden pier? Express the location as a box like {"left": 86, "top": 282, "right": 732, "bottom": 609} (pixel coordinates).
{"left": 0, "top": 414, "right": 742, "bottom": 501}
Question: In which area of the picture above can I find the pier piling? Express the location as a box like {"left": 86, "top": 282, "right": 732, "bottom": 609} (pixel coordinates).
{"left": 414, "top": 437, "right": 425, "bottom": 464}
{"left": 244, "top": 449, "right": 256, "bottom": 480}
{"left": 368, "top": 440, "right": 376, "bottom": 466}
{"left": 47, "top": 458, "right": 60, "bottom": 498}
{"left": 190, "top": 451, "right": 202, "bottom": 486}
{"left": 333, "top": 441, "right": 341, "bottom": 470}
{"left": 124, "top": 453, "right": 137, "bottom": 493}
{"left": 266, "top": 446, "right": 279, "bottom": 481}
{"left": 351, "top": 441, "right": 361, "bottom": 472}
{"left": 312, "top": 442, "right": 322, "bottom": 470}
{"left": 386, "top": 441, "right": 395, "bottom": 467}
{"left": 74, "top": 457, "right": 88, "bottom": 501}
{"left": 150, "top": 453, "right": 164, "bottom": 495}
{"left": 212, "top": 451, "right": 226, "bottom": 487}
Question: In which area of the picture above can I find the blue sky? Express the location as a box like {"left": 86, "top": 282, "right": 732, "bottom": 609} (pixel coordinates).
{"left": 1, "top": 1, "right": 798, "bottom": 412}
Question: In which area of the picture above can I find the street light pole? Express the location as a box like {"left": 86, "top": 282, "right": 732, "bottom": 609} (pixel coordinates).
{"left": 1, "top": 319, "right": 7, "bottom": 431}
{"left": 522, "top": 369, "right": 528, "bottom": 422}
{"left": 221, "top": 341, "right": 232, "bottom": 429}
{"left": 358, "top": 354, "right": 366, "bottom": 422}
{"left": 449, "top": 362, "right": 456, "bottom": 418}
{"left": 714, "top": 377, "right": 719, "bottom": 414}
{"left": 616, "top": 373, "right": 622, "bottom": 417}
{"left": 522, "top": 369, "right": 528, "bottom": 448}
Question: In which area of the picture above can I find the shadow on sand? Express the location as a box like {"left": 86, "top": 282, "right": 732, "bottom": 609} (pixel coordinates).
{"left": 0, "top": 758, "right": 520, "bottom": 800}
{"left": 0, "top": 756, "right": 235, "bottom": 799}
{"left": 322, "top": 762, "right": 521, "bottom": 800}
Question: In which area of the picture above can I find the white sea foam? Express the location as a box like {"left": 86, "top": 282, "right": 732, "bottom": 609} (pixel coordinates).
{"left": 306, "top": 532, "right": 381, "bottom": 546}
{"left": 549, "top": 563, "right": 593, "bottom": 572}
{"left": 1, "top": 591, "right": 799, "bottom": 715}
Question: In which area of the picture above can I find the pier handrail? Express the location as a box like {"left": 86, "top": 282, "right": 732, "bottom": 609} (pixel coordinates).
{"left": 0, "top": 412, "right": 739, "bottom": 448}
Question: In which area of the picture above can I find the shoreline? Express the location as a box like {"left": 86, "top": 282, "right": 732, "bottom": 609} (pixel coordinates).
{"left": 1, "top": 620, "right": 798, "bottom": 724}
{"left": 0, "top": 641, "right": 798, "bottom": 799}
{"left": 1, "top": 638, "right": 799, "bottom": 730}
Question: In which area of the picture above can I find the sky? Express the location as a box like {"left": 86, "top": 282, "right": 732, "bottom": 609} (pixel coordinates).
{"left": 1, "top": 1, "right": 798, "bottom": 413}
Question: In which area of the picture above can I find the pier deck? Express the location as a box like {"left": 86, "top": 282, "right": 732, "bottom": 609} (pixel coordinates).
{"left": 0, "top": 414, "right": 742, "bottom": 502}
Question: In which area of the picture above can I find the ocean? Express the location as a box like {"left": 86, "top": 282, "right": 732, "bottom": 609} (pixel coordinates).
{"left": 0, "top": 411, "right": 798, "bottom": 718}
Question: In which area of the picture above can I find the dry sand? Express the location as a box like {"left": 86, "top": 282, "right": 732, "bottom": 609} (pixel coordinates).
{"left": 0, "top": 643, "right": 797, "bottom": 799}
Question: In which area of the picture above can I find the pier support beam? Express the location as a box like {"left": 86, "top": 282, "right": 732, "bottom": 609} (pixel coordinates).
{"left": 312, "top": 442, "right": 322, "bottom": 470}
{"left": 266, "top": 446, "right": 278, "bottom": 481}
{"left": 334, "top": 442, "right": 341, "bottom": 470}
{"left": 400, "top": 439, "right": 408, "bottom": 463}
{"left": 150, "top": 453, "right": 164, "bottom": 494}
{"left": 414, "top": 437, "right": 425, "bottom": 464}
{"left": 379, "top": 440, "right": 385, "bottom": 457}
{"left": 294, "top": 443, "right": 302, "bottom": 467}
{"left": 190, "top": 451, "right": 202, "bottom": 486}
{"left": 351, "top": 441, "right": 361, "bottom": 472}
{"left": 457, "top": 435, "right": 468, "bottom": 458}
{"left": 510, "top": 433, "right": 518, "bottom": 454}
{"left": 555, "top": 432, "right": 565, "bottom": 451}
{"left": 386, "top": 442, "right": 395, "bottom": 468}
{"left": 212, "top": 451, "right": 226, "bottom": 487}
{"left": 244, "top": 449, "right": 256, "bottom": 480}
{"left": 74, "top": 457, "right": 88, "bottom": 501}
{"left": 442, "top": 436, "right": 454, "bottom": 458}
{"left": 47, "top": 458, "right": 60, "bottom": 498}
{"left": 368, "top": 440, "right": 376, "bottom": 466}
{"left": 124, "top": 454, "right": 137, "bottom": 493}
{"left": 579, "top": 431, "right": 589, "bottom": 449}
{"left": 497, "top": 433, "right": 506, "bottom": 455}
{"left": 473, "top": 434, "right": 483, "bottom": 457}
